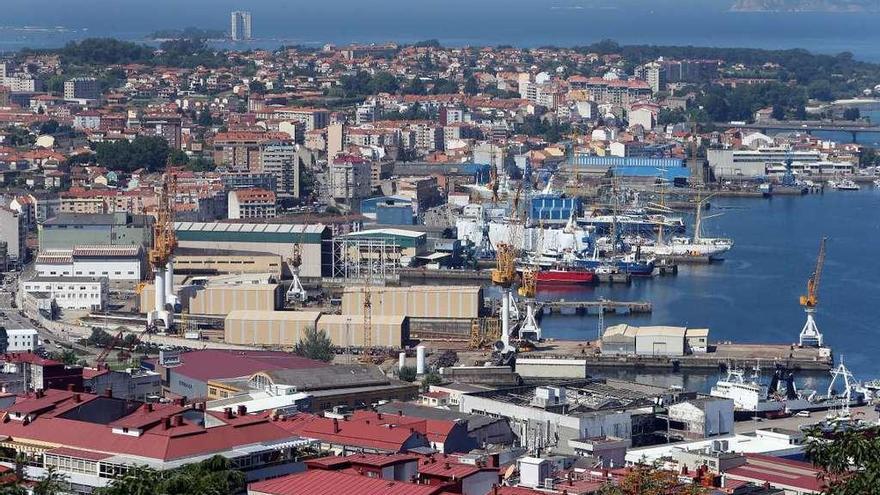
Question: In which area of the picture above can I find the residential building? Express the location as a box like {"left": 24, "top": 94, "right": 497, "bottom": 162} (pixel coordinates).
{"left": 5, "top": 329, "right": 39, "bottom": 352}
{"left": 34, "top": 245, "right": 144, "bottom": 281}
{"left": 1, "top": 353, "right": 83, "bottom": 392}
{"left": 231, "top": 11, "right": 253, "bottom": 41}
{"left": 328, "top": 155, "right": 372, "bottom": 203}
{"left": 0, "top": 206, "right": 27, "bottom": 266}
{"left": 0, "top": 389, "right": 310, "bottom": 492}
{"left": 228, "top": 188, "right": 277, "bottom": 219}
{"left": 63, "top": 77, "right": 100, "bottom": 101}
{"left": 635, "top": 62, "right": 666, "bottom": 93}
{"left": 83, "top": 367, "right": 162, "bottom": 401}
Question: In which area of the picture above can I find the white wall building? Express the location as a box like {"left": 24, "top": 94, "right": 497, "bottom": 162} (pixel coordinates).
{"left": 20, "top": 276, "right": 108, "bottom": 311}
{"left": 34, "top": 245, "right": 143, "bottom": 281}
{"left": 5, "top": 329, "right": 39, "bottom": 352}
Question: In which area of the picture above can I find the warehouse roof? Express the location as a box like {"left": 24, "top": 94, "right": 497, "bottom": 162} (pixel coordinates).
{"left": 225, "top": 310, "right": 322, "bottom": 323}
{"left": 377, "top": 402, "right": 505, "bottom": 433}
{"left": 636, "top": 326, "right": 687, "bottom": 337}
{"left": 174, "top": 221, "right": 325, "bottom": 234}
{"left": 249, "top": 469, "right": 446, "bottom": 495}
{"left": 344, "top": 228, "right": 425, "bottom": 239}
{"left": 250, "top": 364, "right": 395, "bottom": 391}
{"left": 152, "top": 350, "right": 328, "bottom": 382}
{"left": 342, "top": 285, "right": 480, "bottom": 294}
{"left": 72, "top": 245, "right": 142, "bottom": 258}
{"left": 685, "top": 328, "right": 710, "bottom": 338}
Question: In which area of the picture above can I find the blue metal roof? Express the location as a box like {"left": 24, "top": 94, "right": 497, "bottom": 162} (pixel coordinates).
{"left": 572, "top": 155, "right": 685, "bottom": 168}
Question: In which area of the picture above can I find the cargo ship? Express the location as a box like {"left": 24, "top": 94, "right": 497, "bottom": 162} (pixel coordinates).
{"left": 536, "top": 267, "right": 595, "bottom": 286}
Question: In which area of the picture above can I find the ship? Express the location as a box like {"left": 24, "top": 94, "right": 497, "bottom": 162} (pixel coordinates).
{"left": 535, "top": 267, "right": 595, "bottom": 286}
{"left": 581, "top": 214, "right": 686, "bottom": 235}
{"left": 710, "top": 366, "right": 785, "bottom": 415}
{"left": 832, "top": 179, "right": 860, "bottom": 191}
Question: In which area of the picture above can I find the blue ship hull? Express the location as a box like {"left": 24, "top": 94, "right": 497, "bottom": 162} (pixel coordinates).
{"left": 573, "top": 258, "right": 655, "bottom": 276}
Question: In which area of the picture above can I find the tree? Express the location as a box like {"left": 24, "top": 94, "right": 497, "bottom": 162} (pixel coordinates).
{"left": 97, "top": 455, "right": 244, "bottom": 495}
{"left": 167, "top": 149, "right": 189, "bottom": 166}
{"left": 33, "top": 467, "right": 67, "bottom": 495}
{"left": 292, "top": 327, "right": 334, "bottom": 362}
{"left": 771, "top": 104, "right": 785, "bottom": 120}
{"left": 463, "top": 76, "right": 480, "bottom": 95}
{"left": 421, "top": 372, "right": 442, "bottom": 391}
{"left": 404, "top": 77, "right": 427, "bottom": 96}
{"left": 0, "top": 327, "right": 7, "bottom": 355}
{"left": 398, "top": 365, "right": 417, "bottom": 382}
{"left": 599, "top": 464, "right": 706, "bottom": 494}
{"left": 197, "top": 110, "right": 213, "bottom": 127}
{"left": 49, "top": 349, "right": 78, "bottom": 366}
{"left": 96, "top": 135, "right": 170, "bottom": 172}
{"left": 843, "top": 107, "right": 861, "bottom": 121}
{"left": 435, "top": 350, "right": 458, "bottom": 368}
{"left": 806, "top": 425, "right": 880, "bottom": 494}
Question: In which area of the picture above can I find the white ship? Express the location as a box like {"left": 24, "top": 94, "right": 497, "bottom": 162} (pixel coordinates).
{"left": 632, "top": 196, "right": 733, "bottom": 259}
{"left": 832, "top": 179, "right": 860, "bottom": 191}
{"left": 710, "top": 366, "right": 784, "bottom": 414}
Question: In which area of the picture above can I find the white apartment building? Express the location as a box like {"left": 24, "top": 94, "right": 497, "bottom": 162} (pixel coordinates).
{"left": 5, "top": 329, "right": 39, "bottom": 352}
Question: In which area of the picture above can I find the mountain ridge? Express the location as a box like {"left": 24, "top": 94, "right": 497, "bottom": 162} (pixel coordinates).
{"left": 730, "top": 0, "right": 880, "bottom": 12}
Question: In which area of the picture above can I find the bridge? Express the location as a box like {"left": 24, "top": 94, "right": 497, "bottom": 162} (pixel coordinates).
{"left": 716, "top": 120, "right": 880, "bottom": 142}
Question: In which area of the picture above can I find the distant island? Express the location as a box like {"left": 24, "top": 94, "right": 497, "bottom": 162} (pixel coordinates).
{"left": 730, "top": 0, "right": 880, "bottom": 12}
{"left": 148, "top": 27, "right": 227, "bottom": 40}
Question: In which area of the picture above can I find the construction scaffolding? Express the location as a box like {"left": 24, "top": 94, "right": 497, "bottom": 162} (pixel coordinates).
{"left": 328, "top": 237, "right": 401, "bottom": 284}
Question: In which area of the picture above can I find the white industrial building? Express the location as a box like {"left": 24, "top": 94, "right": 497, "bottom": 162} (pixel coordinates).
{"left": 459, "top": 384, "right": 634, "bottom": 455}
{"left": 707, "top": 148, "right": 821, "bottom": 178}
{"left": 5, "top": 328, "right": 39, "bottom": 352}
{"left": 20, "top": 276, "right": 108, "bottom": 311}
{"left": 34, "top": 245, "right": 144, "bottom": 281}
{"left": 602, "top": 324, "right": 710, "bottom": 357}
{"left": 667, "top": 398, "right": 735, "bottom": 440}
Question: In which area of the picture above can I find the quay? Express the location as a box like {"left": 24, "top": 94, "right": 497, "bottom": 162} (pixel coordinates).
{"left": 540, "top": 300, "right": 652, "bottom": 315}
{"left": 533, "top": 341, "right": 833, "bottom": 372}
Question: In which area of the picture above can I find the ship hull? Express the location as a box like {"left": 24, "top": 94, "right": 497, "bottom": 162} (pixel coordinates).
{"left": 536, "top": 270, "right": 595, "bottom": 286}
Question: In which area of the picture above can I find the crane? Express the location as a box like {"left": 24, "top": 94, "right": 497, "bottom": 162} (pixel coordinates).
{"left": 361, "top": 288, "right": 372, "bottom": 360}
{"left": 799, "top": 237, "right": 827, "bottom": 347}
{"left": 146, "top": 172, "right": 179, "bottom": 331}
{"left": 285, "top": 244, "right": 307, "bottom": 304}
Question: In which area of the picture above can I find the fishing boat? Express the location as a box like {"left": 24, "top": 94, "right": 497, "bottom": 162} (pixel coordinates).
{"left": 833, "top": 179, "right": 860, "bottom": 191}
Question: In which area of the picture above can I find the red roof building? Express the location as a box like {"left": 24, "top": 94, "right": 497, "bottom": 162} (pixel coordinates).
{"left": 724, "top": 454, "right": 823, "bottom": 494}
{"left": 248, "top": 469, "right": 448, "bottom": 495}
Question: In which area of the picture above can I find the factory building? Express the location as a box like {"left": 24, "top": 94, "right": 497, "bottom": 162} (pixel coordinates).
{"left": 224, "top": 310, "right": 322, "bottom": 347}
{"left": 342, "top": 285, "right": 482, "bottom": 320}
{"left": 139, "top": 282, "right": 281, "bottom": 316}
{"left": 602, "top": 324, "right": 710, "bottom": 357}
{"left": 172, "top": 248, "right": 283, "bottom": 278}
{"left": 34, "top": 245, "right": 144, "bottom": 281}
{"left": 174, "top": 221, "right": 330, "bottom": 278}
{"left": 316, "top": 314, "right": 408, "bottom": 348}
{"left": 340, "top": 228, "right": 428, "bottom": 263}
{"left": 667, "top": 398, "right": 735, "bottom": 440}
{"left": 530, "top": 193, "right": 581, "bottom": 223}
{"left": 38, "top": 213, "right": 154, "bottom": 251}
{"left": 707, "top": 149, "right": 822, "bottom": 178}
{"left": 20, "top": 276, "right": 108, "bottom": 311}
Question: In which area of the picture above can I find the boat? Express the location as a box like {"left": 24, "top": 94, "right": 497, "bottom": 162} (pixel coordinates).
{"left": 833, "top": 179, "right": 860, "bottom": 191}
{"left": 635, "top": 194, "right": 734, "bottom": 260}
{"left": 873, "top": 179, "right": 880, "bottom": 187}
{"left": 535, "top": 267, "right": 595, "bottom": 286}
{"left": 710, "top": 365, "right": 784, "bottom": 415}
{"left": 581, "top": 214, "right": 686, "bottom": 235}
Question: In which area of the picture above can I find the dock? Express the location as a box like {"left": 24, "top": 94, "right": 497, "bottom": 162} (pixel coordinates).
{"left": 540, "top": 300, "right": 652, "bottom": 316}
{"left": 534, "top": 341, "right": 833, "bottom": 372}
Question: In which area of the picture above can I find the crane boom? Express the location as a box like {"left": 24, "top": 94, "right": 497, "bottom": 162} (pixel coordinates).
{"left": 800, "top": 237, "right": 827, "bottom": 308}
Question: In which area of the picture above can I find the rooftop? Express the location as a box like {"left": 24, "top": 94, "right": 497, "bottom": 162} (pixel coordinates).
{"left": 149, "top": 349, "right": 328, "bottom": 382}
{"left": 248, "top": 469, "right": 447, "bottom": 495}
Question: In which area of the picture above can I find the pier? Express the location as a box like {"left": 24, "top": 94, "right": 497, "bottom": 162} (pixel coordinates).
{"left": 540, "top": 300, "right": 652, "bottom": 315}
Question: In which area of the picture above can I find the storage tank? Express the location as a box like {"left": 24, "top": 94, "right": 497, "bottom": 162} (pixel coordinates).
{"left": 398, "top": 352, "right": 406, "bottom": 371}
{"left": 416, "top": 345, "right": 426, "bottom": 374}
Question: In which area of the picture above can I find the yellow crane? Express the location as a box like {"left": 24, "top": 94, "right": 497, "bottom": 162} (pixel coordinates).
{"left": 800, "top": 237, "right": 827, "bottom": 309}
{"left": 798, "top": 237, "right": 827, "bottom": 347}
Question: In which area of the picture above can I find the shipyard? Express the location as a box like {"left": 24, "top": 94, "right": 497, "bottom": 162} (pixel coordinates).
{"left": 0, "top": 21, "right": 879, "bottom": 494}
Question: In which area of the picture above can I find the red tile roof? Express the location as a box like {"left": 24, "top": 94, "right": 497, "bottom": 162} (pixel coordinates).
{"left": 249, "top": 469, "right": 448, "bottom": 495}
{"left": 277, "top": 413, "right": 428, "bottom": 452}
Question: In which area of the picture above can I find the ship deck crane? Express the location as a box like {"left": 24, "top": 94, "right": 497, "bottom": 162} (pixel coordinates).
{"left": 799, "top": 237, "right": 827, "bottom": 347}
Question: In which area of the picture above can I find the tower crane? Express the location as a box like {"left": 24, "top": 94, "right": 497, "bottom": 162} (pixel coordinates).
{"left": 360, "top": 288, "right": 373, "bottom": 362}
{"left": 147, "top": 172, "right": 178, "bottom": 331}
{"left": 492, "top": 242, "right": 517, "bottom": 356}
{"left": 798, "top": 237, "right": 827, "bottom": 347}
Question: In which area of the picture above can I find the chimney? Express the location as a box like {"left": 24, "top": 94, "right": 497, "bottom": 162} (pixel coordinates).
{"left": 178, "top": 396, "right": 186, "bottom": 407}
{"left": 73, "top": 393, "right": 81, "bottom": 403}
{"left": 163, "top": 417, "right": 172, "bottom": 430}
{"left": 333, "top": 418, "right": 340, "bottom": 433}
{"left": 224, "top": 407, "right": 233, "bottom": 419}
{"left": 493, "top": 485, "right": 499, "bottom": 495}
{"left": 105, "top": 388, "right": 112, "bottom": 398}
{"left": 67, "top": 383, "right": 75, "bottom": 391}
{"left": 146, "top": 403, "right": 154, "bottom": 412}
{"left": 376, "top": 412, "right": 382, "bottom": 420}
{"left": 237, "top": 405, "right": 247, "bottom": 416}
{"left": 175, "top": 415, "right": 184, "bottom": 427}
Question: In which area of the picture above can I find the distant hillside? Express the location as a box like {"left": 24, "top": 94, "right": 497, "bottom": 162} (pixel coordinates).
{"left": 730, "top": 0, "right": 880, "bottom": 11}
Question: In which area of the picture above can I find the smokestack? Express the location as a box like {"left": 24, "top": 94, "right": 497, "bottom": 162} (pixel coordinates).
{"left": 416, "top": 346, "right": 426, "bottom": 375}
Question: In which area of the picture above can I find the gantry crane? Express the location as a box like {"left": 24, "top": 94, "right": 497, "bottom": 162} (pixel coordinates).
{"left": 285, "top": 244, "right": 307, "bottom": 304}
{"left": 799, "top": 237, "right": 827, "bottom": 347}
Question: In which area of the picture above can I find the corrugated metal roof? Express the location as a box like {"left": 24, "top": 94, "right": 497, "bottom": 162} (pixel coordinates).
{"left": 174, "top": 221, "right": 325, "bottom": 234}
{"left": 342, "top": 285, "right": 480, "bottom": 294}
{"left": 249, "top": 467, "right": 446, "bottom": 495}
